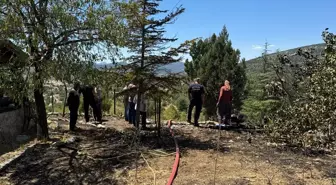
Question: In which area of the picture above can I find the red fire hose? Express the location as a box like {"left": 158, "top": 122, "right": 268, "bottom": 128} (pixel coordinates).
{"left": 166, "top": 120, "right": 180, "bottom": 185}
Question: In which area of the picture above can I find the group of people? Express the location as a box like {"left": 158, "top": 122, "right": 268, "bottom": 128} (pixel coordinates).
{"left": 123, "top": 84, "right": 148, "bottom": 129}
{"left": 187, "top": 78, "right": 233, "bottom": 126}
{"left": 66, "top": 78, "right": 232, "bottom": 131}
{"left": 66, "top": 82, "right": 103, "bottom": 131}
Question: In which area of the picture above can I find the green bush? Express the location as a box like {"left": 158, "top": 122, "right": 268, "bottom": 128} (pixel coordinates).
{"left": 163, "top": 104, "right": 180, "bottom": 120}
{"left": 179, "top": 112, "right": 187, "bottom": 121}
{"left": 101, "top": 99, "right": 112, "bottom": 114}
{"left": 176, "top": 96, "right": 188, "bottom": 112}
{"left": 264, "top": 29, "right": 336, "bottom": 148}
{"left": 241, "top": 98, "right": 279, "bottom": 127}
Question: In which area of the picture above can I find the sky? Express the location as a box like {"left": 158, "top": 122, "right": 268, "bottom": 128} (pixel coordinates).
{"left": 157, "top": 0, "right": 336, "bottom": 60}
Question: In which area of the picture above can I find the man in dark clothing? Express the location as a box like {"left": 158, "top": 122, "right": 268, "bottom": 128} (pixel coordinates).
{"left": 93, "top": 85, "right": 103, "bottom": 123}
{"left": 67, "top": 82, "right": 80, "bottom": 131}
{"left": 80, "top": 84, "right": 100, "bottom": 123}
{"left": 187, "top": 78, "right": 205, "bottom": 126}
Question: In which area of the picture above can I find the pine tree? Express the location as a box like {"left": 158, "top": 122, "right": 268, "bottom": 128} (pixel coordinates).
{"left": 262, "top": 40, "right": 272, "bottom": 73}
{"left": 119, "top": 0, "right": 190, "bottom": 127}
{"left": 186, "top": 26, "right": 247, "bottom": 118}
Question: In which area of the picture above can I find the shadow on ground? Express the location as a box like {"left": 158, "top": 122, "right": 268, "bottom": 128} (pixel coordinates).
{"left": 2, "top": 119, "right": 335, "bottom": 185}
{"left": 0, "top": 126, "right": 37, "bottom": 156}
{"left": 123, "top": 124, "right": 231, "bottom": 155}
{"left": 0, "top": 127, "right": 138, "bottom": 185}
{"left": 0, "top": 122, "right": 233, "bottom": 185}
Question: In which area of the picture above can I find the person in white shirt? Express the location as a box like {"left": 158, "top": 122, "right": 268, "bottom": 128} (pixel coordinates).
{"left": 134, "top": 93, "right": 147, "bottom": 129}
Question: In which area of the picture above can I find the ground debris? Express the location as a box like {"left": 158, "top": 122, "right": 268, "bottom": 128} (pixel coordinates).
{"left": 0, "top": 117, "right": 335, "bottom": 185}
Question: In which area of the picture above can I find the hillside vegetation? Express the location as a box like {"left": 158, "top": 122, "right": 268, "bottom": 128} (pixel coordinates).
{"left": 241, "top": 43, "right": 326, "bottom": 125}
{"left": 245, "top": 43, "right": 325, "bottom": 74}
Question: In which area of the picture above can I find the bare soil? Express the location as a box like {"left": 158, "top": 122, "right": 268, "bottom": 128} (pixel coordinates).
{"left": 0, "top": 117, "right": 335, "bottom": 185}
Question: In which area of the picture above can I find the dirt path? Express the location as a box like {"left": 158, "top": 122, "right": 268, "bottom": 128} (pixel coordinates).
{"left": 0, "top": 117, "right": 335, "bottom": 185}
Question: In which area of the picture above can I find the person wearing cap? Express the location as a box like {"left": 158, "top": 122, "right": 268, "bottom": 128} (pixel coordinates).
{"left": 187, "top": 78, "right": 205, "bottom": 126}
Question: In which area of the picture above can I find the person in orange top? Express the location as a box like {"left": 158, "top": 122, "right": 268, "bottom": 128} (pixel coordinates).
{"left": 216, "top": 80, "right": 233, "bottom": 125}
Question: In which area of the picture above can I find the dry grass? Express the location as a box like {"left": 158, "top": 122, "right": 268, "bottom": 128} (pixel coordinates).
{"left": 124, "top": 124, "right": 336, "bottom": 185}
{"left": 0, "top": 117, "right": 335, "bottom": 185}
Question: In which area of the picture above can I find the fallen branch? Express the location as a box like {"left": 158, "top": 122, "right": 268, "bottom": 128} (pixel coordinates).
{"left": 147, "top": 151, "right": 175, "bottom": 157}
{"left": 78, "top": 151, "right": 137, "bottom": 161}
{"left": 141, "top": 153, "right": 156, "bottom": 185}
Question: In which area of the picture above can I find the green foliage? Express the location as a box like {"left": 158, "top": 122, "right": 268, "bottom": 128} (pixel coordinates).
{"left": 0, "top": 0, "right": 126, "bottom": 138}
{"left": 266, "top": 28, "right": 336, "bottom": 148}
{"left": 117, "top": 0, "right": 193, "bottom": 125}
{"left": 101, "top": 99, "right": 112, "bottom": 114}
{"left": 241, "top": 99, "right": 279, "bottom": 127}
{"left": 185, "top": 26, "right": 247, "bottom": 118}
{"left": 241, "top": 70, "right": 276, "bottom": 126}
{"left": 176, "top": 96, "right": 188, "bottom": 112}
{"left": 179, "top": 112, "right": 187, "bottom": 121}
{"left": 163, "top": 104, "right": 180, "bottom": 120}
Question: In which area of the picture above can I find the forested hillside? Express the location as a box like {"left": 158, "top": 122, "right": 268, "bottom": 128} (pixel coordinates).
{"left": 245, "top": 43, "right": 325, "bottom": 74}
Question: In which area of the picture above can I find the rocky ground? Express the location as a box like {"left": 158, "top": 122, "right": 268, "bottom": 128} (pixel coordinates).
{"left": 0, "top": 116, "right": 335, "bottom": 185}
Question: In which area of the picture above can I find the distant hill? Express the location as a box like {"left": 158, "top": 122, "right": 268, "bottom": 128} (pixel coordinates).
{"left": 245, "top": 43, "right": 325, "bottom": 74}
{"left": 94, "top": 43, "right": 326, "bottom": 75}
{"left": 94, "top": 61, "right": 185, "bottom": 74}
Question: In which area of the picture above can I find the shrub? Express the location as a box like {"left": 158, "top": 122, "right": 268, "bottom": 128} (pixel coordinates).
{"left": 266, "top": 29, "right": 336, "bottom": 148}
{"left": 176, "top": 96, "right": 188, "bottom": 112}
{"left": 163, "top": 104, "right": 180, "bottom": 120}
{"left": 101, "top": 99, "right": 112, "bottom": 114}
{"left": 179, "top": 112, "right": 187, "bottom": 121}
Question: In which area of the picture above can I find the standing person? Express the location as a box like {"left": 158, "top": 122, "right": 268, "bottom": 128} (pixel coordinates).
{"left": 67, "top": 82, "right": 81, "bottom": 131}
{"left": 123, "top": 85, "right": 129, "bottom": 121}
{"left": 187, "top": 78, "right": 205, "bottom": 126}
{"left": 134, "top": 93, "right": 147, "bottom": 129}
{"left": 216, "top": 80, "right": 233, "bottom": 126}
{"left": 94, "top": 85, "right": 103, "bottom": 123}
{"left": 128, "top": 84, "right": 136, "bottom": 125}
{"left": 80, "top": 84, "right": 100, "bottom": 124}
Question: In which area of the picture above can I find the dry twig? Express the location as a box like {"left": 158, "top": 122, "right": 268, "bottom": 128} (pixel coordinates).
{"left": 141, "top": 153, "right": 156, "bottom": 185}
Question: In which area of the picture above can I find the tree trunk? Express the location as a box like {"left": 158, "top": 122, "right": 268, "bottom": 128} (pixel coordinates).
{"left": 33, "top": 60, "right": 49, "bottom": 139}
{"left": 113, "top": 89, "right": 116, "bottom": 115}
{"left": 62, "top": 82, "right": 68, "bottom": 117}
{"left": 135, "top": 90, "right": 142, "bottom": 128}
{"left": 157, "top": 98, "right": 161, "bottom": 138}
{"left": 51, "top": 92, "right": 54, "bottom": 113}
{"left": 154, "top": 99, "right": 157, "bottom": 126}
{"left": 135, "top": 2, "right": 146, "bottom": 128}
{"left": 34, "top": 88, "right": 49, "bottom": 139}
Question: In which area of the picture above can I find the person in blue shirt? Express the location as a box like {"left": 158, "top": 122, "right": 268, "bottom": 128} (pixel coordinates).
{"left": 187, "top": 78, "right": 205, "bottom": 126}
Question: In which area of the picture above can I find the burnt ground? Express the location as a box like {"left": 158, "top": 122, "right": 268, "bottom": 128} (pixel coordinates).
{"left": 0, "top": 117, "right": 335, "bottom": 185}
